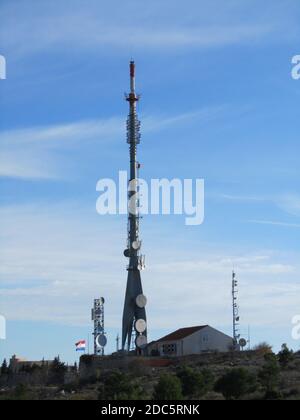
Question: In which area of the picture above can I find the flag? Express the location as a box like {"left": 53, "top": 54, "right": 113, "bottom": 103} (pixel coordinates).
{"left": 75, "top": 340, "right": 86, "bottom": 352}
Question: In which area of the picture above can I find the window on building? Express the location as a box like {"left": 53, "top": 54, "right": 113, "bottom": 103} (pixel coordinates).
{"left": 162, "top": 343, "right": 177, "bottom": 354}
{"left": 202, "top": 334, "right": 209, "bottom": 343}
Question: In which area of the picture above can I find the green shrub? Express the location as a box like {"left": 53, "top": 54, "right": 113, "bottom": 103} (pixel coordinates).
{"left": 14, "top": 384, "right": 29, "bottom": 400}
{"left": 214, "top": 368, "right": 257, "bottom": 400}
{"left": 278, "top": 344, "right": 294, "bottom": 369}
{"left": 258, "top": 353, "right": 280, "bottom": 395}
{"left": 253, "top": 342, "right": 273, "bottom": 356}
{"left": 98, "top": 370, "right": 144, "bottom": 400}
{"left": 176, "top": 366, "right": 206, "bottom": 398}
{"left": 153, "top": 374, "right": 183, "bottom": 400}
{"left": 201, "top": 368, "right": 215, "bottom": 393}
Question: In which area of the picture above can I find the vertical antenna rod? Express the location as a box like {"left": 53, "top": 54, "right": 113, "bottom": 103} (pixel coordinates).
{"left": 232, "top": 270, "right": 240, "bottom": 349}
{"left": 122, "top": 61, "right": 147, "bottom": 352}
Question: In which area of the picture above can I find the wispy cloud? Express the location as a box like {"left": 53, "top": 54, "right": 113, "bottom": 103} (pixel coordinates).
{"left": 220, "top": 193, "right": 300, "bottom": 219}
{"left": 153, "top": 254, "right": 295, "bottom": 276}
{"left": 0, "top": 151, "right": 59, "bottom": 180}
{"left": 0, "top": 119, "right": 123, "bottom": 148}
{"left": 248, "top": 220, "right": 300, "bottom": 229}
{"left": 1, "top": 202, "right": 299, "bottom": 329}
{"left": 0, "top": 0, "right": 288, "bottom": 59}
{"left": 277, "top": 195, "right": 300, "bottom": 217}
{"left": 220, "top": 194, "right": 266, "bottom": 202}
{"left": 0, "top": 106, "right": 224, "bottom": 180}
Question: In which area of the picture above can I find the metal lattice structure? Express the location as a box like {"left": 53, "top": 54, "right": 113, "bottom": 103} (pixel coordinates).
{"left": 91, "top": 298, "right": 107, "bottom": 356}
{"left": 122, "top": 61, "right": 147, "bottom": 352}
{"left": 232, "top": 271, "right": 240, "bottom": 349}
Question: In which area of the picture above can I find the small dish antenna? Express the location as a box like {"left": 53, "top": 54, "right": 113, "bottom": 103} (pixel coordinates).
{"left": 96, "top": 334, "right": 107, "bottom": 348}
{"left": 136, "top": 294, "right": 147, "bottom": 308}
{"left": 135, "top": 319, "right": 147, "bottom": 333}
{"left": 239, "top": 338, "right": 247, "bottom": 349}
{"left": 132, "top": 240, "right": 141, "bottom": 250}
{"left": 136, "top": 335, "right": 147, "bottom": 349}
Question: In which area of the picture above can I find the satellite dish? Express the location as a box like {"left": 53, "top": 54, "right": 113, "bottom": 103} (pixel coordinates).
{"left": 136, "top": 335, "right": 147, "bottom": 349}
{"left": 100, "top": 297, "right": 105, "bottom": 304}
{"left": 136, "top": 294, "right": 147, "bottom": 308}
{"left": 132, "top": 241, "right": 141, "bottom": 250}
{"left": 135, "top": 319, "right": 147, "bottom": 333}
{"left": 124, "top": 249, "right": 130, "bottom": 257}
{"left": 96, "top": 334, "right": 107, "bottom": 348}
{"left": 239, "top": 338, "right": 247, "bottom": 348}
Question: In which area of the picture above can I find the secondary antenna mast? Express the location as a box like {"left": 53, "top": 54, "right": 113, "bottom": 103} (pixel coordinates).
{"left": 232, "top": 270, "right": 240, "bottom": 349}
{"left": 91, "top": 298, "right": 107, "bottom": 356}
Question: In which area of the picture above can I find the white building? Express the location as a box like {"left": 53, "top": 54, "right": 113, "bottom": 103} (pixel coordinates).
{"left": 147, "top": 325, "right": 234, "bottom": 357}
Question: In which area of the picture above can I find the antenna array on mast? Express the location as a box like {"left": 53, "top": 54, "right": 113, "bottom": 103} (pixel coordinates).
{"left": 232, "top": 271, "right": 240, "bottom": 349}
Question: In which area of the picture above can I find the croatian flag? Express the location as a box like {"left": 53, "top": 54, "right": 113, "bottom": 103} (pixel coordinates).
{"left": 75, "top": 340, "right": 86, "bottom": 352}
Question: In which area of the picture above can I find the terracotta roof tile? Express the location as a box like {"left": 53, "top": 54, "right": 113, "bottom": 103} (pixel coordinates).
{"left": 156, "top": 326, "right": 208, "bottom": 343}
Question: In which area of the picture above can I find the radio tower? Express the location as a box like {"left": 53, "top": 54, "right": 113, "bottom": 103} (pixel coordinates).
{"left": 91, "top": 298, "right": 107, "bottom": 356}
{"left": 232, "top": 270, "right": 240, "bottom": 349}
{"left": 122, "top": 61, "right": 147, "bottom": 352}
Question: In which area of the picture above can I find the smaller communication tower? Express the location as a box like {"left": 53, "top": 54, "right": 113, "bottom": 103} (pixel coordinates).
{"left": 232, "top": 270, "right": 240, "bottom": 349}
{"left": 91, "top": 298, "right": 107, "bottom": 356}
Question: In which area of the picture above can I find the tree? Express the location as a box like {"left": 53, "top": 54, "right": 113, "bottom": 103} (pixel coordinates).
{"left": 99, "top": 371, "right": 144, "bottom": 400}
{"left": 48, "top": 356, "right": 67, "bottom": 385}
{"left": 214, "top": 368, "right": 257, "bottom": 400}
{"left": 153, "top": 374, "right": 183, "bottom": 400}
{"left": 1, "top": 359, "right": 9, "bottom": 375}
{"left": 176, "top": 366, "right": 206, "bottom": 398}
{"left": 278, "top": 344, "right": 294, "bottom": 369}
{"left": 258, "top": 353, "right": 280, "bottom": 396}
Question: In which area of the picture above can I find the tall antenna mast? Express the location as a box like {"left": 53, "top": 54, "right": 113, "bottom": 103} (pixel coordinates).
{"left": 122, "top": 61, "right": 147, "bottom": 353}
{"left": 232, "top": 270, "right": 240, "bottom": 349}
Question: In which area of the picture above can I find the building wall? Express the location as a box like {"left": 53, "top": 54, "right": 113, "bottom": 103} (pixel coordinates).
{"left": 148, "top": 326, "right": 233, "bottom": 356}
{"left": 181, "top": 326, "right": 233, "bottom": 355}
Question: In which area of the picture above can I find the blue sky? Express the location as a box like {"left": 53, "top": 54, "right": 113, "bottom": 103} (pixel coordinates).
{"left": 0, "top": 0, "right": 300, "bottom": 363}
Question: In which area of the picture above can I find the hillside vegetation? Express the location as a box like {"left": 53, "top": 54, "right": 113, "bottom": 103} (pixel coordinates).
{"left": 1, "top": 346, "right": 300, "bottom": 400}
